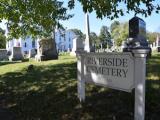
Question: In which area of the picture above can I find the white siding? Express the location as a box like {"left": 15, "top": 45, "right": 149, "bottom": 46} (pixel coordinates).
{"left": 6, "top": 29, "right": 76, "bottom": 53}
{"left": 55, "top": 29, "right": 76, "bottom": 52}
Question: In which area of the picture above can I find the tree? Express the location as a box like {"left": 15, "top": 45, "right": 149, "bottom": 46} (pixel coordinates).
{"left": 68, "top": 0, "right": 160, "bottom": 19}
{"left": 111, "top": 21, "right": 160, "bottom": 46}
{"left": 147, "top": 31, "right": 160, "bottom": 44}
{"left": 0, "top": 0, "right": 73, "bottom": 39}
{"left": 0, "top": 27, "right": 6, "bottom": 48}
{"left": 90, "top": 32, "right": 99, "bottom": 48}
{"left": 110, "top": 21, "right": 120, "bottom": 33}
{"left": 99, "top": 26, "right": 111, "bottom": 48}
{"left": 70, "top": 29, "right": 85, "bottom": 40}
{"left": 111, "top": 22, "right": 128, "bottom": 46}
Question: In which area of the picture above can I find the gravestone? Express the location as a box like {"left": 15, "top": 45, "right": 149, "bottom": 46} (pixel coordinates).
{"left": 35, "top": 38, "right": 58, "bottom": 61}
{"left": 156, "top": 36, "right": 160, "bottom": 46}
{"left": 0, "top": 49, "right": 8, "bottom": 61}
{"left": 70, "top": 37, "right": 84, "bottom": 56}
{"left": 129, "top": 16, "right": 148, "bottom": 47}
{"left": 28, "top": 49, "right": 37, "bottom": 58}
{"left": 157, "top": 47, "right": 160, "bottom": 52}
{"left": 123, "top": 16, "right": 151, "bottom": 57}
{"left": 9, "top": 47, "right": 23, "bottom": 61}
{"left": 122, "top": 17, "right": 149, "bottom": 52}
{"left": 156, "top": 36, "right": 160, "bottom": 52}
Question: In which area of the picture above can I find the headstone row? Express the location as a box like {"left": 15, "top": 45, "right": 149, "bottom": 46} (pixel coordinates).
{"left": 0, "top": 49, "right": 8, "bottom": 61}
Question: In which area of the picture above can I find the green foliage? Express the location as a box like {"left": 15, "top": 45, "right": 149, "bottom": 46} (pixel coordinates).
{"left": 0, "top": 0, "right": 73, "bottom": 39}
{"left": 110, "top": 21, "right": 160, "bottom": 46}
{"left": 90, "top": 32, "right": 98, "bottom": 46}
{"left": 99, "top": 26, "right": 111, "bottom": 48}
{"left": 0, "top": 27, "right": 6, "bottom": 48}
{"left": 68, "top": 0, "right": 160, "bottom": 19}
{"left": 111, "top": 22, "right": 129, "bottom": 46}
{"left": 147, "top": 31, "right": 160, "bottom": 44}
{"left": 110, "top": 21, "right": 120, "bottom": 33}
{"left": 70, "top": 28, "right": 85, "bottom": 40}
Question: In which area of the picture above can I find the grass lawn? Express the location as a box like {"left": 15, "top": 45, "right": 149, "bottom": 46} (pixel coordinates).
{"left": 0, "top": 54, "right": 160, "bottom": 120}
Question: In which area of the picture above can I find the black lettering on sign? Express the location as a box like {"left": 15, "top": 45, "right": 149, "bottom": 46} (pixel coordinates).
{"left": 86, "top": 57, "right": 97, "bottom": 65}
{"left": 86, "top": 66, "right": 128, "bottom": 78}
{"left": 122, "top": 58, "right": 128, "bottom": 67}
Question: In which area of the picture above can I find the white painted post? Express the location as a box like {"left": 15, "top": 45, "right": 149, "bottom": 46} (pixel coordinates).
{"left": 77, "top": 52, "right": 85, "bottom": 102}
{"left": 132, "top": 49, "right": 149, "bottom": 120}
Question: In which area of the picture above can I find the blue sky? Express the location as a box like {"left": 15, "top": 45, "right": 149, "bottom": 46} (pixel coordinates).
{"left": 61, "top": 1, "right": 160, "bottom": 35}
{"left": 1, "top": 1, "right": 160, "bottom": 35}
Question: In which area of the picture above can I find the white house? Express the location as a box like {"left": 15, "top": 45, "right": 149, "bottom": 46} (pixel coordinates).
{"left": 6, "top": 36, "right": 37, "bottom": 55}
{"left": 6, "top": 29, "right": 76, "bottom": 55}
{"left": 55, "top": 29, "right": 76, "bottom": 52}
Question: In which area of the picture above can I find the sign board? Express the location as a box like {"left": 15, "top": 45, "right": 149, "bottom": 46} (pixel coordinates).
{"left": 83, "top": 52, "right": 134, "bottom": 92}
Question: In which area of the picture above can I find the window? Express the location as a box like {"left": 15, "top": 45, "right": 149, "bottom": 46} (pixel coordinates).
{"left": 32, "top": 41, "right": 35, "bottom": 48}
{"left": 69, "top": 44, "right": 71, "bottom": 49}
{"left": 64, "top": 45, "right": 65, "bottom": 50}
{"left": 24, "top": 42, "right": 27, "bottom": 47}
{"left": 64, "top": 34, "right": 66, "bottom": 41}
{"left": 69, "top": 44, "right": 71, "bottom": 51}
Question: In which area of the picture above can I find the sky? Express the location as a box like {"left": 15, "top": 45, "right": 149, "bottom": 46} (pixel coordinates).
{"left": 61, "top": 1, "right": 160, "bottom": 35}
{"left": 1, "top": 1, "right": 160, "bottom": 35}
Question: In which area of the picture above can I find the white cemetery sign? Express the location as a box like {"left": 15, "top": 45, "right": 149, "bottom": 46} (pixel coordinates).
{"left": 84, "top": 52, "right": 134, "bottom": 92}
{"left": 78, "top": 16, "right": 150, "bottom": 120}
{"left": 77, "top": 49, "right": 149, "bottom": 120}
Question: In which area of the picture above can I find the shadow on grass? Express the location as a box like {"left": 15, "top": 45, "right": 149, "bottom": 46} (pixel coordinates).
{"left": 145, "top": 80, "right": 160, "bottom": 120}
{"left": 0, "top": 58, "right": 160, "bottom": 120}
{"left": 0, "top": 62, "right": 78, "bottom": 120}
{"left": 0, "top": 61, "right": 20, "bottom": 66}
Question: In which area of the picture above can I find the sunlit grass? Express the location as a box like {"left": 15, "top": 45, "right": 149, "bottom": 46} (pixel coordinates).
{"left": 147, "top": 53, "right": 160, "bottom": 80}
{"left": 0, "top": 55, "right": 76, "bottom": 75}
{"left": 0, "top": 54, "right": 160, "bottom": 120}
